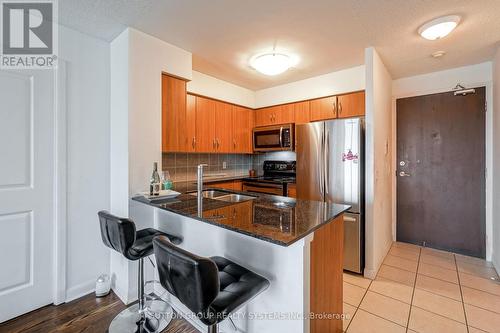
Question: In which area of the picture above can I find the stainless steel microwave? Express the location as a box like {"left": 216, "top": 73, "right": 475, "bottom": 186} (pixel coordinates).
{"left": 253, "top": 124, "right": 294, "bottom": 152}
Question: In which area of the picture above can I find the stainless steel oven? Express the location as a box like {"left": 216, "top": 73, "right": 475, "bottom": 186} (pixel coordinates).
{"left": 253, "top": 124, "right": 294, "bottom": 152}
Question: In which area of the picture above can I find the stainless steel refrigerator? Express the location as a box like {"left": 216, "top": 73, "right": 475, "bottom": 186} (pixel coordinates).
{"left": 296, "top": 118, "right": 364, "bottom": 273}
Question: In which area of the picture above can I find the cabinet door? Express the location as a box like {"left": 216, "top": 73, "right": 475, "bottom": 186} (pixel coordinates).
{"left": 287, "top": 183, "right": 297, "bottom": 198}
{"left": 233, "top": 180, "right": 243, "bottom": 191}
{"left": 209, "top": 181, "right": 234, "bottom": 190}
{"left": 310, "top": 96, "right": 337, "bottom": 121}
{"left": 275, "top": 104, "right": 295, "bottom": 124}
{"left": 180, "top": 94, "right": 197, "bottom": 152}
{"left": 232, "top": 105, "right": 254, "bottom": 153}
{"left": 195, "top": 96, "right": 216, "bottom": 152}
{"left": 255, "top": 107, "right": 275, "bottom": 127}
{"left": 162, "top": 75, "right": 186, "bottom": 152}
{"left": 294, "top": 101, "right": 310, "bottom": 124}
{"left": 215, "top": 101, "right": 233, "bottom": 153}
{"left": 337, "top": 91, "right": 365, "bottom": 118}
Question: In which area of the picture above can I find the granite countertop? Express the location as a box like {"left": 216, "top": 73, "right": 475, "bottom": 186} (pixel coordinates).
{"left": 132, "top": 189, "right": 349, "bottom": 246}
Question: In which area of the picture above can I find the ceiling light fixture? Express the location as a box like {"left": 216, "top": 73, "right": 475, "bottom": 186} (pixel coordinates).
{"left": 418, "top": 15, "right": 461, "bottom": 40}
{"left": 250, "top": 53, "right": 294, "bottom": 76}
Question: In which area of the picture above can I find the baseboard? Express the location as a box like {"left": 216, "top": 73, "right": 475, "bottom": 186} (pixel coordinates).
{"left": 364, "top": 268, "right": 377, "bottom": 280}
{"left": 65, "top": 280, "right": 95, "bottom": 303}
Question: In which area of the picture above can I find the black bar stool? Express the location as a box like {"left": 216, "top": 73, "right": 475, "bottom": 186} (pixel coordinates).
{"left": 98, "top": 211, "right": 182, "bottom": 333}
{"left": 153, "top": 235, "right": 270, "bottom": 333}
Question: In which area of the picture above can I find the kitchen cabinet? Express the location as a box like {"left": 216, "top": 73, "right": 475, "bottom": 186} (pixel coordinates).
{"left": 207, "top": 180, "right": 244, "bottom": 191}
{"left": 294, "top": 101, "right": 310, "bottom": 124}
{"left": 162, "top": 74, "right": 187, "bottom": 152}
{"left": 232, "top": 105, "right": 254, "bottom": 153}
{"left": 215, "top": 101, "right": 233, "bottom": 153}
{"left": 287, "top": 183, "right": 297, "bottom": 198}
{"left": 182, "top": 94, "right": 197, "bottom": 151}
{"left": 337, "top": 91, "right": 365, "bottom": 118}
{"left": 195, "top": 96, "right": 217, "bottom": 152}
{"left": 208, "top": 181, "right": 235, "bottom": 190}
{"left": 255, "top": 104, "right": 295, "bottom": 127}
{"left": 310, "top": 96, "right": 337, "bottom": 121}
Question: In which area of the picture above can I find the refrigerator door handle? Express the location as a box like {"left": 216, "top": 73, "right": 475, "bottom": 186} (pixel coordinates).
{"left": 324, "top": 130, "right": 330, "bottom": 195}
{"left": 318, "top": 130, "right": 324, "bottom": 197}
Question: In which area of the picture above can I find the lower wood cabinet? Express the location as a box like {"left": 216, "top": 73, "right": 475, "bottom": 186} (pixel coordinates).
{"left": 207, "top": 180, "right": 244, "bottom": 191}
{"left": 287, "top": 183, "right": 296, "bottom": 198}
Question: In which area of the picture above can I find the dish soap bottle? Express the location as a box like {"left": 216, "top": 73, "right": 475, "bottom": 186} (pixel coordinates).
{"left": 150, "top": 162, "right": 161, "bottom": 196}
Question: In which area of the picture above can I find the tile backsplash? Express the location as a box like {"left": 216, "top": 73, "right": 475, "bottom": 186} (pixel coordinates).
{"left": 162, "top": 151, "right": 296, "bottom": 192}
{"left": 162, "top": 153, "right": 253, "bottom": 181}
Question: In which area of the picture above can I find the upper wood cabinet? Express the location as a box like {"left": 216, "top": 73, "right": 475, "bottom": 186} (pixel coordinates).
{"left": 310, "top": 96, "right": 337, "bottom": 122}
{"left": 294, "top": 101, "right": 310, "bottom": 124}
{"left": 181, "top": 94, "right": 196, "bottom": 152}
{"left": 195, "top": 96, "right": 217, "bottom": 152}
{"left": 337, "top": 91, "right": 365, "bottom": 119}
{"left": 232, "top": 105, "right": 254, "bottom": 153}
{"left": 162, "top": 74, "right": 187, "bottom": 152}
{"left": 255, "top": 104, "right": 295, "bottom": 127}
{"left": 215, "top": 101, "right": 233, "bottom": 153}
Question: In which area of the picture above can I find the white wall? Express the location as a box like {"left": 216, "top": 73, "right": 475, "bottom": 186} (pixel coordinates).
{"left": 392, "top": 62, "right": 494, "bottom": 261}
{"left": 364, "top": 48, "right": 393, "bottom": 279}
{"left": 188, "top": 71, "right": 255, "bottom": 108}
{"left": 254, "top": 65, "right": 365, "bottom": 107}
{"left": 493, "top": 49, "right": 500, "bottom": 271}
{"left": 58, "top": 25, "right": 111, "bottom": 301}
{"left": 109, "top": 28, "right": 192, "bottom": 303}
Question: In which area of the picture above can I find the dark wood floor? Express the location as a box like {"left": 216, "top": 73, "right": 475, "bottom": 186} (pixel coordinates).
{"left": 0, "top": 292, "right": 199, "bottom": 333}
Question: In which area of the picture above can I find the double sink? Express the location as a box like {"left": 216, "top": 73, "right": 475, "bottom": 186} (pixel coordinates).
{"left": 188, "top": 190, "right": 257, "bottom": 203}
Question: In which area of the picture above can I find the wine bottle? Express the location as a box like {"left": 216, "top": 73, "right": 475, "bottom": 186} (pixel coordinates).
{"left": 150, "top": 162, "right": 161, "bottom": 196}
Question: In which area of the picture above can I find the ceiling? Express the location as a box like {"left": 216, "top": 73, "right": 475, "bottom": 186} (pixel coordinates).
{"left": 59, "top": 0, "right": 500, "bottom": 90}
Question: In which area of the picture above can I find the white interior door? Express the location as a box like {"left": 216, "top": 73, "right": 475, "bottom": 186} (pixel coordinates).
{"left": 0, "top": 69, "right": 55, "bottom": 322}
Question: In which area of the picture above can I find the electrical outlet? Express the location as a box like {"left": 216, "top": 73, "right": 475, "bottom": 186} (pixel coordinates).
{"left": 222, "top": 161, "right": 227, "bottom": 169}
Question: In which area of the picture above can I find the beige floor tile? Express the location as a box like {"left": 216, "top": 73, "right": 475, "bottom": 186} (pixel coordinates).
{"left": 421, "top": 247, "right": 455, "bottom": 260}
{"left": 343, "top": 302, "right": 357, "bottom": 331}
{"left": 462, "top": 286, "right": 500, "bottom": 314}
{"left": 369, "top": 277, "right": 414, "bottom": 303}
{"left": 347, "top": 309, "right": 406, "bottom": 333}
{"left": 384, "top": 254, "right": 418, "bottom": 272}
{"left": 408, "top": 306, "right": 467, "bottom": 333}
{"left": 465, "top": 303, "right": 500, "bottom": 333}
{"left": 343, "top": 272, "right": 372, "bottom": 289}
{"left": 415, "top": 274, "right": 462, "bottom": 301}
{"left": 418, "top": 262, "right": 458, "bottom": 284}
{"left": 412, "top": 289, "right": 465, "bottom": 323}
{"left": 455, "top": 253, "right": 494, "bottom": 268}
{"left": 393, "top": 241, "right": 421, "bottom": 252}
{"left": 459, "top": 272, "right": 500, "bottom": 297}
{"left": 468, "top": 327, "right": 489, "bottom": 333}
{"left": 378, "top": 264, "right": 416, "bottom": 286}
{"left": 420, "top": 253, "right": 456, "bottom": 270}
{"left": 457, "top": 261, "right": 499, "bottom": 280}
{"left": 343, "top": 281, "right": 366, "bottom": 307}
{"left": 359, "top": 291, "right": 410, "bottom": 326}
{"left": 389, "top": 246, "right": 420, "bottom": 261}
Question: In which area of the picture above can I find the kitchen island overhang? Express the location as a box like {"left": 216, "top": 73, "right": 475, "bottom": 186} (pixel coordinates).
{"left": 131, "top": 190, "right": 349, "bottom": 333}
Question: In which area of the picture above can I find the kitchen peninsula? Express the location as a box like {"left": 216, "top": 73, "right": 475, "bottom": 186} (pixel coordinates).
{"left": 132, "top": 189, "right": 349, "bottom": 333}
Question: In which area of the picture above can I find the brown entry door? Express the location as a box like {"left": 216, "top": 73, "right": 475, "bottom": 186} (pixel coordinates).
{"left": 396, "top": 87, "right": 486, "bottom": 258}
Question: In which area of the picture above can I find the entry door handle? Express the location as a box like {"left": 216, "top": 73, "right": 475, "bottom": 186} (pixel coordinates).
{"left": 399, "top": 171, "right": 411, "bottom": 177}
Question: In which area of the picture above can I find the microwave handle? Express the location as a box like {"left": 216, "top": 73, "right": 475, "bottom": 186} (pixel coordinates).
{"left": 279, "top": 127, "right": 283, "bottom": 147}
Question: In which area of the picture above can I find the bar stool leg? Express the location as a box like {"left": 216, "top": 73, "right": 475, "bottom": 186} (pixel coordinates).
{"left": 138, "top": 258, "right": 144, "bottom": 312}
{"left": 208, "top": 324, "right": 218, "bottom": 333}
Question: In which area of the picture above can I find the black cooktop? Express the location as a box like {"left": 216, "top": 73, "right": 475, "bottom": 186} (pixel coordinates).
{"left": 244, "top": 160, "right": 296, "bottom": 184}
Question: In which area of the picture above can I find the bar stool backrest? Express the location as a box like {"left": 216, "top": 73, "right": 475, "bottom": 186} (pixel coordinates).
{"left": 153, "top": 236, "right": 220, "bottom": 315}
{"left": 98, "top": 210, "right": 136, "bottom": 257}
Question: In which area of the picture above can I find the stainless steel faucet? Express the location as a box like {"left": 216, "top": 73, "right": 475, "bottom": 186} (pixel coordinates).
{"left": 197, "top": 164, "right": 208, "bottom": 216}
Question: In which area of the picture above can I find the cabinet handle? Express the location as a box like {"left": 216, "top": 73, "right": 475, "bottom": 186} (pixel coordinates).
{"left": 192, "top": 137, "right": 196, "bottom": 149}
{"left": 213, "top": 139, "right": 216, "bottom": 149}
{"left": 339, "top": 102, "right": 342, "bottom": 115}
{"left": 233, "top": 139, "right": 236, "bottom": 148}
{"left": 333, "top": 101, "right": 336, "bottom": 114}
{"left": 216, "top": 138, "right": 220, "bottom": 149}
